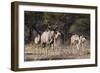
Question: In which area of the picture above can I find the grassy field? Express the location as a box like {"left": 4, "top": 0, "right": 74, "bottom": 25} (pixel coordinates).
{"left": 24, "top": 41, "right": 90, "bottom": 61}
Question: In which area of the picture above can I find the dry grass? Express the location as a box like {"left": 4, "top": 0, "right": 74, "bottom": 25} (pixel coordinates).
{"left": 24, "top": 42, "right": 90, "bottom": 61}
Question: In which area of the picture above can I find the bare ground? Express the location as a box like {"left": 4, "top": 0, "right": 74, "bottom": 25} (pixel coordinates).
{"left": 24, "top": 42, "right": 90, "bottom": 61}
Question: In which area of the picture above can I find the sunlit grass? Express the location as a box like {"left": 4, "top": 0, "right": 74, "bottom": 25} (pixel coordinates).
{"left": 24, "top": 41, "right": 90, "bottom": 61}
